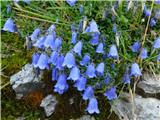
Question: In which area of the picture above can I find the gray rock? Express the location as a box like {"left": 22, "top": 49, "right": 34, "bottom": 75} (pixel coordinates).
{"left": 70, "top": 115, "right": 95, "bottom": 120}
{"left": 40, "top": 94, "right": 58, "bottom": 117}
{"left": 10, "top": 64, "right": 44, "bottom": 99}
{"left": 112, "top": 93, "right": 160, "bottom": 120}
{"left": 137, "top": 73, "right": 160, "bottom": 94}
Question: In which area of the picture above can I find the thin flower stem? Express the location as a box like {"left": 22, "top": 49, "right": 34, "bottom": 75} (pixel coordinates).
{"left": 0, "top": 81, "right": 10, "bottom": 90}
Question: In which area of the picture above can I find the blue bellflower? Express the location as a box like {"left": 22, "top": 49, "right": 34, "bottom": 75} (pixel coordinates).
{"left": 52, "top": 68, "right": 58, "bottom": 81}
{"left": 7, "top": 4, "right": 11, "bottom": 14}
{"left": 56, "top": 54, "right": 64, "bottom": 70}
{"left": 104, "top": 87, "right": 117, "bottom": 100}
{"left": 33, "top": 36, "right": 45, "bottom": 49}
{"left": 37, "top": 53, "right": 49, "bottom": 70}
{"left": 54, "top": 74, "right": 69, "bottom": 94}
{"left": 55, "top": 37, "right": 62, "bottom": 50}
{"left": 74, "top": 76, "right": 87, "bottom": 91}
{"left": 3, "top": 18, "right": 16, "bottom": 32}
{"left": 108, "top": 45, "right": 118, "bottom": 59}
{"left": 105, "top": 73, "right": 110, "bottom": 84}
{"left": 144, "top": 9, "right": 151, "bottom": 17}
{"left": 44, "top": 34, "right": 56, "bottom": 50}
{"left": 73, "top": 41, "right": 83, "bottom": 56}
{"left": 66, "top": 0, "right": 77, "bottom": 7}
{"left": 150, "top": 18, "right": 156, "bottom": 27}
{"left": 122, "top": 68, "right": 130, "bottom": 84}
{"left": 32, "top": 53, "right": 40, "bottom": 68}
{"left": 47, "top": 24, "right": 56, "bottom": 34}
{"left": 62, "top": 52, "right": 76, "bottom": 68}
{"left": 71, "top": 31, "right": 77, "bottom": 44}
{"left": 85, "top": 20, "right": 100, "bottom": 34}
{"left": 68, "top": 66, "right": 81, "bottom": 81}
{"left": 80, "top": 54, "right": 90, "bottom": 66}
{"left": 157, "top": 53, "right": 160, "bottom": 62}
{"left": 87, "top": 98, "right": 100, "bottom": 114}
{"left": 49, "top": 51, "right": 58, "bottom": 65}
{"left": 155, "top": 0, "right": 160, "bottom": 4}
{"left": 131, "top": 41, "right": 141, "bottom": 52}
{"left": 153, "top": 37, "right": 160, "bottom": 49}
{"left": 90, "top": 33, "right": 99, "bottom": 45}
{"left": 96, "top": 62, "right": 105, "bottom": 76}
{"left": 79, "top": 5, "right": 84, "bottom": 14}
{"left": 78, "top": 19, "right": 83, "bottom": 32}
{"left": 86, "top": 64, "right": 96, "bottom": 78}
{"left": 140, "top": 48, "right": 148, "bottom": 60}
{"left": 30, "top": 28, "right": 41, "bottom": 41}
{"left": 82, "top": 86, "right": 94, "bottom": 100}
{"left": 96, "top": 43, "right": 104, "bottom": 54}
{"left": 131, "top": 63, "right": 142, "bottom": 77}
{"left": 112, "top": 24, "right": 117, "bottom": 33}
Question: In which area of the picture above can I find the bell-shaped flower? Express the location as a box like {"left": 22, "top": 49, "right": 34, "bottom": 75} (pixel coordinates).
{"left": 96, "top": 62, "right": 104, "bottom": 76}
{"left": 131, "top": 63, "right": 142, "bottom": 77}
{"left": 79, "top": 4, "right": 84, "bottom": 14}
{"left": 140, "top": 48, "right": 148, "bottom": 60}
{"left": 90, "top": 33, "right": 99, "bottom": 45}
{"left": 78, "top": 19, "right": 83, "bottom": 32}
{"left": 52, "top": 68, "right": 58, "bottom": 81}
{"left": 68, "top": 66, "right": 81, "bottom": 81}
{"left": 153, "top": 37, "right": 160, "bottom": 49}
{"left": 105, "top": 73, "right": 110, "bottom": 84}
{"left": 56, "top": 54, "right": 64, "bottom": 70}
{"left": 86, "top": 64, "right": 96, "bottom": 78}
{"left": 62, "top": 52, "right": 76, "bottom": 68}
{"left": 37, "top": 53, "right": 49, "bottom": 70}
{"left": 44, "top": 34, "right": 56, "bottom": 50}
{"left": 112, "top": 24, "right": 117, "bottom": 33}
{"left": 82, "top": 86, "right": 94, "bottom": 100}
{"left": 47, "top": 24, "right": 56, "bottom": 34}
{"left": 55, "top": 37, "right": 62, "bottom": 50}
{"left": 131, "top": 41, "right": 141, "bottom": 52}
{"left": 7, "top": 5, "right": 11, "bottom": 14}
{"left": 80, "top": 54, "right": 90, "bottom": 66}
{"left": 73, "top": 41, "right": 83, "bottom": 56}
{"left": 108, "top": 45, "right": 118, "bottom": 59}
{"left": 30, "top": 28, "right": 41, "bottom": 41}
{"left": 96, "top": 43, "right": 104, "bottom": 54}
{"left": 104, "top": 87, "right": 117, "bottom": 100}
{"left": 71, "top": 31, "right": 77, "bottom": 44}
{"left": 2, "top": 18, "right": 16, "bottom": 32}
{"left": 150, "top": 18, "right": 156, "bottom": 27}
{"left": 155, "top": 0, "right": 160, "bottom": 4}
{"left": 87, "top": 98, "right": 100, "bottom": 114}
{"left": 122, "top": 68, "right": 130, "bottom": 84}
{"left": 74, "top": 76, "right": 87, "bottom": 91}
{"left": 144, "top": 9, "right": 151, "bottom": 17}
{"left": 85, "top": 20, "right": 100, "bottom": 34}
{"left": 66, "top": 0, "right": 77, "bottom": 7}
{"left": 32, "top": 53, "right": 40, "bottom": 68}
{"left": 33, "top": 36, "right": 45, "bottom": 49}
{"left": 157, "top": 53, "right": 160, "bottom": 62}
{"left": 49, "top": 51, "right": 59, "bottom": 65}
{"left": 54, "top": 73, "right": 68, "bottom": 94}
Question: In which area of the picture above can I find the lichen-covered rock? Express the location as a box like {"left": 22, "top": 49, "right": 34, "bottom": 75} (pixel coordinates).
{"left": 112, "top": 93, "right": 160, "bottom": 120}
{"left": 70, "top": 115, "right": 95, "bottom": 120}
{"left": 10, "top": 64, "right": 44, "bottom": 99}
{"left": 137, "top": 73, "right": 160, "bottom": 94}
{"left": 40, "top": 94, "right": 58, "bottom": 117}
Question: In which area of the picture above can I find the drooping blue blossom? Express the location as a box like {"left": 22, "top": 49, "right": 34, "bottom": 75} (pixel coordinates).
{"left": 62, "top": 52, "right": 76, "bottom": 68}
{"left": 80, "top": 54, "right": 90, "bottom": 66}
{"left": 105, "top": 73, "right": 110, "bottom": 84}
{"left": 157, "top": 53, "right": 160, "bottom": 62}
{"left": 33, "top": 36, "right": 45, "bottom": 49}
{"left": 131, "top": 41, "right": 141, "bottom": 52}
{"left": 140, "top": 48, "right": 148, "bottom": 60}
{"left": 37, "top": 53, "right": 49, "bottom": 70}
{"left": 150, "top": 18, "right": 156, "bottom": 27}
{"left": 55, "top": 37, "right": 62, "bottom": 50}
{"left": 68, "top": 66, "right": 81, "bottom": 81}
{"left": 73, "top": 41, "right": 83, "bottom": 56}
{"left": 56, "top": 54, "right": 64, "bottom": 70}
{"left": 96, "top": 43, "right": 104, "bottom": 54}
{"left": 82, "top": 86, "right": 94, "bottom": 100}
{"left": 66, "top": 0, "right": 77, "bottom": 7}
{"left": 108, "top": 45, "right": 119, "bottom": 59}
{"left": 44, "top": 34, "right": 56, "bottom": 50}
{"left": 104, "top": 87, "right": 117, "bottom": 100}
{"left": 86, "top": 64, "right": 96, "bottom": 78}
{"left": 155, "top": 0, "right": 160, "bottom": 4}
{"left": 74, "top": 76, "right": 87, "bottom": 91}
{"left": 30, "top": 28, "right": 41, "bottom": 41}
{"left": 96, "top": 62, "right": 105, "bottom": 76}
{"left": 87, "top": 98, "right": 100, "bottom": 114}
{"left": 7, "top": 4, "right": 11, "bottom": 14}
{"left": 112, "top": 24, "right": 117, "bottom": 33}
{"left": 52, "top": 67, "right": 58, "bottom": 81}
{"left": 2, "top": 18, "right": 16, "bottom": 32}
{"left": 144, "top": 7, "right": 151, "bottom": 17}
{"left": 122, "top": 68, "right": 130, "bottom": 84}
{"left": 71, "top": 31, "right": 77, "bottom": 44}
{"left": 79, "top": 4, "right": 84, "bottom": 14}
{"left": 54, "top": 73, "right": 68, "bottom": 94}
{"left": 78, "top": 19, "right": 83, "bottom": 32}
{"left": 49, "top": 51, "right": 59, "bottom": 66}
{"left": 84, "top": 20, "right": 100, "bottom": 34}
{"left": 90, "top": 33, "right": 99, "bottom": 45}
{"left": 23, "top": 0, "right": 30, "bottom": 4}
{"left": 47, "top": 24, "right": 56, "bottom": 34}
{"left": 153, "top": 37, "right": 160, "bottom": 49}
{"left": 32, "top": 53, "right": 40, "bottom": 68}
{"left": 130, "top": 63, "right": 142, "bottom": 77}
